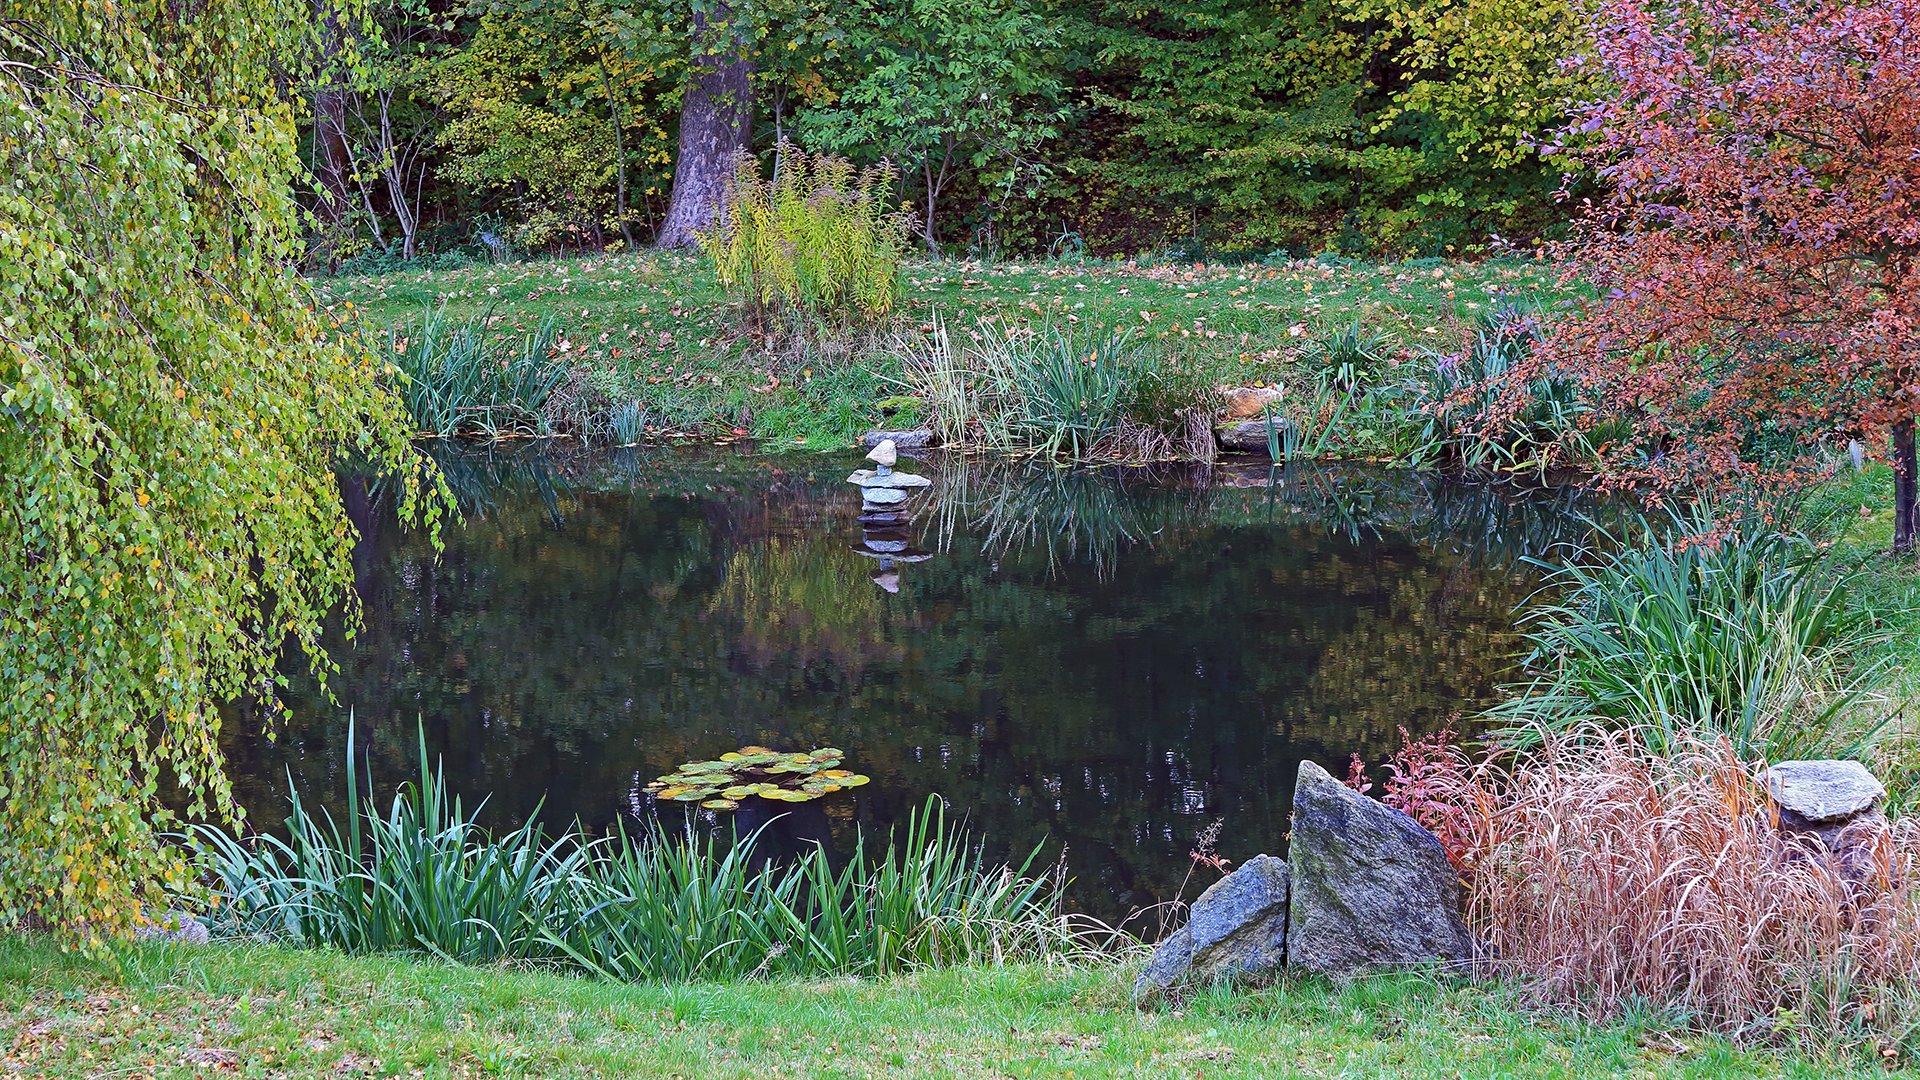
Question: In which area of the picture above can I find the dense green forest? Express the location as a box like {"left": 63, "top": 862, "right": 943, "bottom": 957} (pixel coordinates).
{"left": 310, "top": 0, "right": 1584, "bottom": 266}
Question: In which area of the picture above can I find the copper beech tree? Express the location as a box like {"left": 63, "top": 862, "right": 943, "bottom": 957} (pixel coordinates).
{"left": 1533, "top": 0, "right": 1920, "bottom": 554}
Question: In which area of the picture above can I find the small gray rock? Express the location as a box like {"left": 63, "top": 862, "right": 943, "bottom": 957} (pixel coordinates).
{"left": 1286, "top": 760, "right": 1473, "bottom": 979}
{"left": 861, "top": 487, "right": 910, "bottom": 506}
{"left": 1217, "top": 418, "right": 1292, "bottom": 455}
{"left": 847, "top": 469, "right": 932, "bottom": 489}
{"left": 861, "top": 428, "right": 936, "bottom": 450}
{"left": 133, "top": 910, "right": 210, "bottom": 946}
{"left": 1135, "top": 855, "right": 1289, "bottom": 999}
{"left": 1765, "top": 760, "right": 1886, "bottom": 825}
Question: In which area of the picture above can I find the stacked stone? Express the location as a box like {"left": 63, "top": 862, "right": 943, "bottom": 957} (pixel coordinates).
{"left": 847, "top": 439, "right": 933, "bottom": 592}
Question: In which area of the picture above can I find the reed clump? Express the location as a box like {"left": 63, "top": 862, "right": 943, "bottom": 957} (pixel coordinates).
{"left": 897, "top": 316, "right": 1216, "bottom": 464}
{"left": 1493, "top": 509, "right": 1888, "bottom": 761}
{"left": 189, "top": 732, "right": 1089, "bottom": 981}
{"left": 383, "top": 305, "right": 565, "bottom": 438}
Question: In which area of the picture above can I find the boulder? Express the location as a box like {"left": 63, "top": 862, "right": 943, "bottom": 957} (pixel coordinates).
{"left": 1764, "top": 759, "right": 1888, "bottom": 854}
{"left": 1220, "top": 386, "right": 1283, "bottom": 420}
{"left": 1134, "top": 855, "right": 1289, "bottom": 999}
{"left": 1765, "top": 759, "right": 1885, "bottom": 827}
{"left": 861, "top": 428, "right": 936, "bottom": 450}
{"left": 1285, "top": 760, "right": 1473, "bottom": 978}
{"left": 1216, "top": 418, "right": 1291, "bottom": 455}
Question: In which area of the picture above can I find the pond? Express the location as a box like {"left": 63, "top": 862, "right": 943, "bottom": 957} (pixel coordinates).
{"left": 222, "top": 445, "right": 1599, "bottom": 926}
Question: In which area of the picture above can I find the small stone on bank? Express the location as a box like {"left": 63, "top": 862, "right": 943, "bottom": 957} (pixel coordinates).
{"left": 1765, "top": 760, "right": 1886, "bottom": 825}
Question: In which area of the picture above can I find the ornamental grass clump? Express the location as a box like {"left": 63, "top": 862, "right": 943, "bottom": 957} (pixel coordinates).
{"left": 383, "top": 305, "right": 565, "bottom": 438}
{"left": 192, "top": 731, "right": 1078, "bottom": 981}
{"left": 897, "top": 316, "right": 1215, "bottom": 463}
{"left": 1420, "top": 727, "right": 1920, "bottom": 1060}
{"left": 1494, "top": 509, "right": 1888, "bottom": 762}
{"left": 700, "top": 144, "right": 914, "bottom": 332}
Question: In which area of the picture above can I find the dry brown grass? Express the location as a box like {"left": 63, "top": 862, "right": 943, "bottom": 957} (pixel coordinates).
{"left": 1427, "top": 727, "right": 1920, "bottom": 1059}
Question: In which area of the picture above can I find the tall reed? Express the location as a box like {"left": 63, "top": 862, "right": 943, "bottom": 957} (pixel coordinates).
{"left": 1494, "top": 509, "right": 1888, "bottom": 761}
{"left": 191, "top": 731, "right": 1082, "bottom": 981}
{"left": 383, "top": 305, "right": 564, "bottom": 438}
{"left": 898, "top": 317, "right": 1215, "bottom": 463}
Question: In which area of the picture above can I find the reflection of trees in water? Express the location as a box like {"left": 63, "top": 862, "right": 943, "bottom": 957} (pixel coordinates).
{"left": 224, "top": 446, "right": 1597, "bottom": 922}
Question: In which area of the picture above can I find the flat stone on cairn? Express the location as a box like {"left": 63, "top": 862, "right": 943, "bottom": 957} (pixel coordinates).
{"left": 861, "top": 487, "right": 910, "bottom": 507}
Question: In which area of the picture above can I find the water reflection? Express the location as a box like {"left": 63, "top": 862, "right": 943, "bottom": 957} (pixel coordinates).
{"left": 227, "top": 444, "right": 1602, "bottom": 924}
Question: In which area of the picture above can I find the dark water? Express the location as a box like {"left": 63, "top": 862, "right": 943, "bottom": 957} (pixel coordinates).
{"left": 224, "top": 446, "right": 1597, "bottom": 924}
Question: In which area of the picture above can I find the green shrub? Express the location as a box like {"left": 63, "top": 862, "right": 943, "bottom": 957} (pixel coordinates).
{"left": 1494, "top": 509, "right": 1890, "bottom": 761}
{"left": 192, "top": 729, "right": 1077, "bottom": 980}
{"left": 384, "top": 306, "right": 565, "bottom": 438}
{"left": 700, "top": 145, "right": 915, "bottom": 331}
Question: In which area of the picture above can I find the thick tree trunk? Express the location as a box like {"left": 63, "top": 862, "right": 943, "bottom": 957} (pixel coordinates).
{"left": 656, "top": 2, "right": 753, "bottom": 250}
{"left": 1895, "top": 417, "right": 1917, "bottom": 556}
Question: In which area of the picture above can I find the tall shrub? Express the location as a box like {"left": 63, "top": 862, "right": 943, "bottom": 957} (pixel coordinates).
{"left": 1534, "top": 0, "right": 1920, "bottom": 554}
{"left": 0, "top": 3, "right": 438, "bottom": 942}
{"left": 699, "top": 145, "right": 914, "bottom": 330}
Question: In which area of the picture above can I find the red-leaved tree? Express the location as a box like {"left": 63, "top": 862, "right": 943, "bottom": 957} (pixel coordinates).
{"left": 1534, "top": 0, "right": 1920, "bottom": 554}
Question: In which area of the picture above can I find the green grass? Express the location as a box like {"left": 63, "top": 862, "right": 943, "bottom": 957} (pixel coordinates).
{"left": 316, "top": 252, "right": 1558, "bottom": 449}
{"left": 0, "top": 937, "right": 1883, "bottom": 1078}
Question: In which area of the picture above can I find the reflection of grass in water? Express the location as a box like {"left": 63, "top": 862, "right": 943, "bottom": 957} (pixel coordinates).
{"left": 928, "top": 457, "right": 1203, "bottom": 578}
{"left": 923, "top": 455, "right": 1609, "bottom": 577}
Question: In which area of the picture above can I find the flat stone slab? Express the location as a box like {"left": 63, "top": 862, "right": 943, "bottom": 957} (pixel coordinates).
{"left": 1765, "top": 760, "right": 1886, "bottom": 824}
{"left": 848, "top": 469, "right": 931, "bottom": 489}
{"left": 1135, "top": 854, "right": 1289, "bottom": 998}
{"left": 852, "top": 546, "right": 931, "bottom": 563}
{"left": 1217, "top": 418, "right": 1292, "bottom": 455}
{"left": 861, "top": 428, "right": 936, "bottom": 450}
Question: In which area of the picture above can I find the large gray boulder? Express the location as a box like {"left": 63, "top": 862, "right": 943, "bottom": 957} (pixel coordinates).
{"left": 1134, "top": 855, "right": 1289, "bottom": 998}
{"left": 1285, "top": 760, "right": 1473, "bottom": 978}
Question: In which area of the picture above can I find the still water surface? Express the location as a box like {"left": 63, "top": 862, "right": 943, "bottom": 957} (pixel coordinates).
{"left": 225, "top": 446, "right": 1596, "bottom": 922}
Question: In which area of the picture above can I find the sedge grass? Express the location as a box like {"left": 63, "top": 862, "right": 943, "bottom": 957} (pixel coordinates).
{"left": 190, "top": 729, "right": 1083, "bottom": 983}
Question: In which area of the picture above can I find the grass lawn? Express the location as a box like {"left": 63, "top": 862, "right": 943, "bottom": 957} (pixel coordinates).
{"left": 0, "top": 937, "right": 1878, "bottom": 1079}
{"left": 316, "top": 253, "right": 1556, "bottom": 446}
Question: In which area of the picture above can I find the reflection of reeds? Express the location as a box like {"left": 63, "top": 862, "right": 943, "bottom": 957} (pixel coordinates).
{"left": 927, "top": 456, "right": 1208, "bottom": 579}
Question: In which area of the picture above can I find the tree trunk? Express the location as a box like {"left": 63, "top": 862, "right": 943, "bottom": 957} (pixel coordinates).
{"left": 656, "top": 2, "right": 754, "bottom": 250}
{"left": 311, "top": 2, "right": 352, "bottom": 244}
{"left": 599, "top": 56, "right": 637, "bottom": 250}
{"left": 1895, "top": 417, "right": 1917, "bottom": 556}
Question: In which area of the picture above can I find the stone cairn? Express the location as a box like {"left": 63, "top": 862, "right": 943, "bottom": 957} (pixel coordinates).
{"left": 847, "top": 439, "right": 933, "bottom": 593}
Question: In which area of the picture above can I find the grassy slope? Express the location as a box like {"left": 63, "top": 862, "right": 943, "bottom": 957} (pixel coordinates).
{"left": 0, "top": 938, "right": 1870, "bottom": 1079}
{"left": 317, "top": 253, "right": 1555, "bottom": 445}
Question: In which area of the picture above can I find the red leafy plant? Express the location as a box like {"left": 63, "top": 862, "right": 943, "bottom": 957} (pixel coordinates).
{"left": 1408, "top": 725, "right": 1920, "bottom": 1058}
{"left": 1348, "top": 726, "right": 1481, "bottom": 874}
{"left": 1509, "top": 0, "right": 1920, "bottom": 552}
